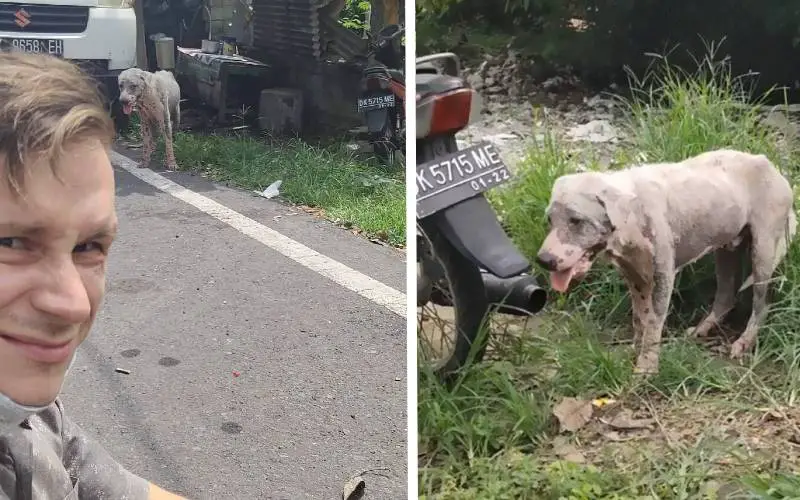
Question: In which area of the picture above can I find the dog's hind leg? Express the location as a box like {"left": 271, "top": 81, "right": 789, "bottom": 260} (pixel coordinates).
{"left": 171, "top": 101, "right": 180, "bottom": 134}
{"left": 730, "top": 231, "right": 778, "bottom": 358}
{"left": 688, "top": 245, "right": 744, "bottom": 338}
{"left": 160, "top": 100, "right": 178, "bottom": 170}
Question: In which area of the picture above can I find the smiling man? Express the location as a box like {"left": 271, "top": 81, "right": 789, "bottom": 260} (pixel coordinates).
{"left": 0, "top": 52, "right": 186, "bottom": 499}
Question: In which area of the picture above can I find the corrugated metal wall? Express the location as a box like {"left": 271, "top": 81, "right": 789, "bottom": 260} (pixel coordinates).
{"left": 251, "top": 0, "right": 320, "bottom": 61}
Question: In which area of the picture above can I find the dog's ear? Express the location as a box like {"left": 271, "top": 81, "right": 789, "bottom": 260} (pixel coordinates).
{"left": 595, "top": 187, "right": 651, "bottom": 255}
{"left": 595, "top": 187, "right": 655, "bottom": 285}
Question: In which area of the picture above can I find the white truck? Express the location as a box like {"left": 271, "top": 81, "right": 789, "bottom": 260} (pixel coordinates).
{"left": 0, "top": 0, "right": 138, "bottom": 127}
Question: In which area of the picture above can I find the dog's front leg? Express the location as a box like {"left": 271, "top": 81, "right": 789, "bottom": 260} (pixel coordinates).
{"left": 634, "top": 265, "right": 675, "bottom": 375}
{"left": 139, "top": 119, "right": 154, "bottom": 168}
{"left": 622, "top": 255, "right": 674, "bottom": 375}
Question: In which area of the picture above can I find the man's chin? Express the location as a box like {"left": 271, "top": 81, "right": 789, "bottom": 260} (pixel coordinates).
{"left": 1, "top": 375, "right": 65, "bottom": 408}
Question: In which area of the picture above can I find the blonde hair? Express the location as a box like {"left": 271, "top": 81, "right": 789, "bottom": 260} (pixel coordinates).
{"left": 0, "top": 52, "right": 114, "bottom": 193}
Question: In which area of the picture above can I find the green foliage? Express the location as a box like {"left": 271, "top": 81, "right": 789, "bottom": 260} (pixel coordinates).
{"left": 338, "top": 0, "right": 370, "bottom": 32}
{"left": 419, "top": 44, "right": 800, "bottom": 499}
{"left": 416, "top": 0, "right": 800, "bottom": 91}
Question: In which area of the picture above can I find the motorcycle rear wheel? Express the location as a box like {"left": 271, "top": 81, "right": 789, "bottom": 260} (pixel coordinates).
{"left": 416, "top": 135, "right": 490, "bottom": 378}
{"left": 417, "top": 222, "right": 490, "bottom": 377}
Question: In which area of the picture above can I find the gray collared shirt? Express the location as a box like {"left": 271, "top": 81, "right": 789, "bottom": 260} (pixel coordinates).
{"left": 0, "top": 398, "right": 150, "bottom": 499}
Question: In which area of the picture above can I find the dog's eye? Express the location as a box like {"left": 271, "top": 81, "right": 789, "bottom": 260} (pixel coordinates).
{"left": 568, "top": 217, "right": 583, "bottom": 227}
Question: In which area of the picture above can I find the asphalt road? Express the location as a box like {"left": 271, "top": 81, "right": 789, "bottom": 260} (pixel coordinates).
{"left": 60, "top": 149, "right": 408, "bottom": 500}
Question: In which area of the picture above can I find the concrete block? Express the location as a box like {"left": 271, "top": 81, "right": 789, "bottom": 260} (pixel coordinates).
{"left": 259, "top": 88, "right": 304, "bottom": 134}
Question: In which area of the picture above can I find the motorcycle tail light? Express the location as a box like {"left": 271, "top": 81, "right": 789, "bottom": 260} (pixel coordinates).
{"left": 428, "top": 89, "right": 473, "bottom": 136}
{"left": 366, "top": 77, "right": 389, "bottom": 91}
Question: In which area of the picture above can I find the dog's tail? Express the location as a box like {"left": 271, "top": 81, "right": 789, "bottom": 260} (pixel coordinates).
{"left": 738, "top": 202, "right": 797, "bottom": 292}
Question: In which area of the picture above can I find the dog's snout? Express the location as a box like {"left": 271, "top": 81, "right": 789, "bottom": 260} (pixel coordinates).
{"left": 536, "top": 251, "right": 559, "bottom": 271}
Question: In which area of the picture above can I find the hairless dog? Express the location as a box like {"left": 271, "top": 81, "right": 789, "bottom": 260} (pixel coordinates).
{"left": 118, "top": 68, "right": 181, "bottom": 170}
{"left": 537, "top": 149, "right": 796, "bottom": 374}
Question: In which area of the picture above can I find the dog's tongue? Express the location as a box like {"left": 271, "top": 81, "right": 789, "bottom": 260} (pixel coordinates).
{"left": 550, "top": 267, "right": 576, "bottom": 293}
{"left": 122, "top": 102, "right": 133, "bottom": 115}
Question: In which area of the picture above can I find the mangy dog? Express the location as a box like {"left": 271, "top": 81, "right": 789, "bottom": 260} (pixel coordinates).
{"left": 536, "top": 149, "right": 796, "bottom": 374}
{"left": 117, "top": 68, "right": 181, "bottom": 170}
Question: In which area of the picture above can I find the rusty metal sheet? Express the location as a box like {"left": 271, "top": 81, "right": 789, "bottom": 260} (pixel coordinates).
{"left": 251, "top": 0, "right": 367, "bottom": 62}
{"left": 252, "top": 0, "right": 319, "bottom": 60}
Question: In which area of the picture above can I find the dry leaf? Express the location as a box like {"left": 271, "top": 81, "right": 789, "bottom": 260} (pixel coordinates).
{"left": 342, "top": 475, "right": 365, "bottom": 500}
{"left": 553, "top": 397, "right": 593, "bottom": 432}
{"left": 599, "top": 429, "right": 629, "bottom": 442}
{"left": 552, "top": 436, "right": 586, "bottom": 463}
{"left": 602, "top": 409, "right": 654, "bottom": 430}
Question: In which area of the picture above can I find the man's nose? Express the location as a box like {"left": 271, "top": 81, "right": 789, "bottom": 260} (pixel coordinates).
{"left": 535, "top": 251, "right": 559, "bottom": 271}
{"left": 31, "top": 260, "right": 92, "bottom": 324}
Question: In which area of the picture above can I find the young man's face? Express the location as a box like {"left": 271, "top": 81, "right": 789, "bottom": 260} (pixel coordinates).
{"left": 0, "top": 138, "right": 117, "bottom": 407}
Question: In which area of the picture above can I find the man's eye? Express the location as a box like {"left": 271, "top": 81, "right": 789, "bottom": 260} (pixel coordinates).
{"left": 73, "top": 241, "right": 105, "bottom": 254}
{"left": 0, "top": 237, "right": 25, "bottom": 250}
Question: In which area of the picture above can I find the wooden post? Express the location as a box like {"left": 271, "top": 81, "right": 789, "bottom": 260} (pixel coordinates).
{"left": 134, "top": 0, "right": 148, "bottom": 69}
{"left": 369, "top": 0, "right": 400, "bottom": 34}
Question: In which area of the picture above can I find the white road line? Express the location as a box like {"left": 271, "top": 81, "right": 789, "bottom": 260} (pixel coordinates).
{"left": 110, "top": 151, "right": 407, "bottom": 316}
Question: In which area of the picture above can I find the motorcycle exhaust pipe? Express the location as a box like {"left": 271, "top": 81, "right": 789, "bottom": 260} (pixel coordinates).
{"left": 481, "top": 272, "right": 547, "bottom": 316}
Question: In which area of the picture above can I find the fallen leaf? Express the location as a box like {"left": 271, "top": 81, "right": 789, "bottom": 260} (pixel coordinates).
{"left": 342, "top": 475, "right": 365, "bottom": 500}
{"left": 553, "top": 397, "right": 594, "bottom": 432}
{"left": 599, "top": 429, "right": 629, "bottom": 442}
{"left": 551, "top": 436, "right": 586, "bottom": 463}
{"left": 232, "top": 370, "right": 241, "bottom": 378}
{"left": 601, "top": 409, "right": 654, "bottom": 430}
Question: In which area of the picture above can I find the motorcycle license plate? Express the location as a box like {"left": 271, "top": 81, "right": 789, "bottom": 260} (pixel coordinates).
{"left": 416, "top": 141, "right": 512, "bottom": 219}
{"left": 358, "top": 93, "right": 395, "bottom": 113}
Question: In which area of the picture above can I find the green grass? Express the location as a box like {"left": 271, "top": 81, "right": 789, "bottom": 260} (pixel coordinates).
{"left": 120, "top": 119, "right": 406, "bottom": 247}
{"left": 418, "top": 43, "right": 800, "bottom": 498}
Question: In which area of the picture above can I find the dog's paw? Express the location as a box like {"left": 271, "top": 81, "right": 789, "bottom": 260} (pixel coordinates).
{"left": 165, "top": 162, "right": 178, "bottom": 171}
{"left": 686, "top": 323, "right": 714, "bottom": 338}
{"left": 729, "top": 339, "right": 752, "bottom": 360}
{"left": 632, "top": 365, "right": 658, "bottom": 377}
{"left": 633, "top": 352, "right": 659, "bottom": 376}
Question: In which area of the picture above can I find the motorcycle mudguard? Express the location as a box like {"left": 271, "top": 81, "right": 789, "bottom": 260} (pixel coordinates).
{"left": 365, "top": 108, "right": 390, "bottom": 133}
{"left": 432, "top": 195, "right": 530, "bottom": 278}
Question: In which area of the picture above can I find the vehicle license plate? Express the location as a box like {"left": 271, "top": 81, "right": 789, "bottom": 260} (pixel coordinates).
{"left": 0, "top": 38, "right": 63, "bottom": 56}
{"left": 416, "top": 141, "right": 513, "bottom": 218}
{"left": 358, "top": 93, "right": 395, "bottom": 113}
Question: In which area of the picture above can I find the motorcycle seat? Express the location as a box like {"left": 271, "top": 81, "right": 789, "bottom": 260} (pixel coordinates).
{"left": 387, "top": 68, "right": 405, "bottom": 84}
{"left": 416, "top": 73, "right": 467, "bottom": 99}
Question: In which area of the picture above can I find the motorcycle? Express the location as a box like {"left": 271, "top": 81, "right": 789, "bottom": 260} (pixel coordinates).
{"left": 415, "top": 52, "right": 548, "bottom": 378}
{"left": 356, "top": 24, "right": 405, "bottom": 165}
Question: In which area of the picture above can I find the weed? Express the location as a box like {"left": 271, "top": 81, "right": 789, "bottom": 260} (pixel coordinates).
{"left": 141, "top": 130, "right": 406, "bottom": 247}
{"left": 419, "top": 43, "right": 800, "bottom": 497}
